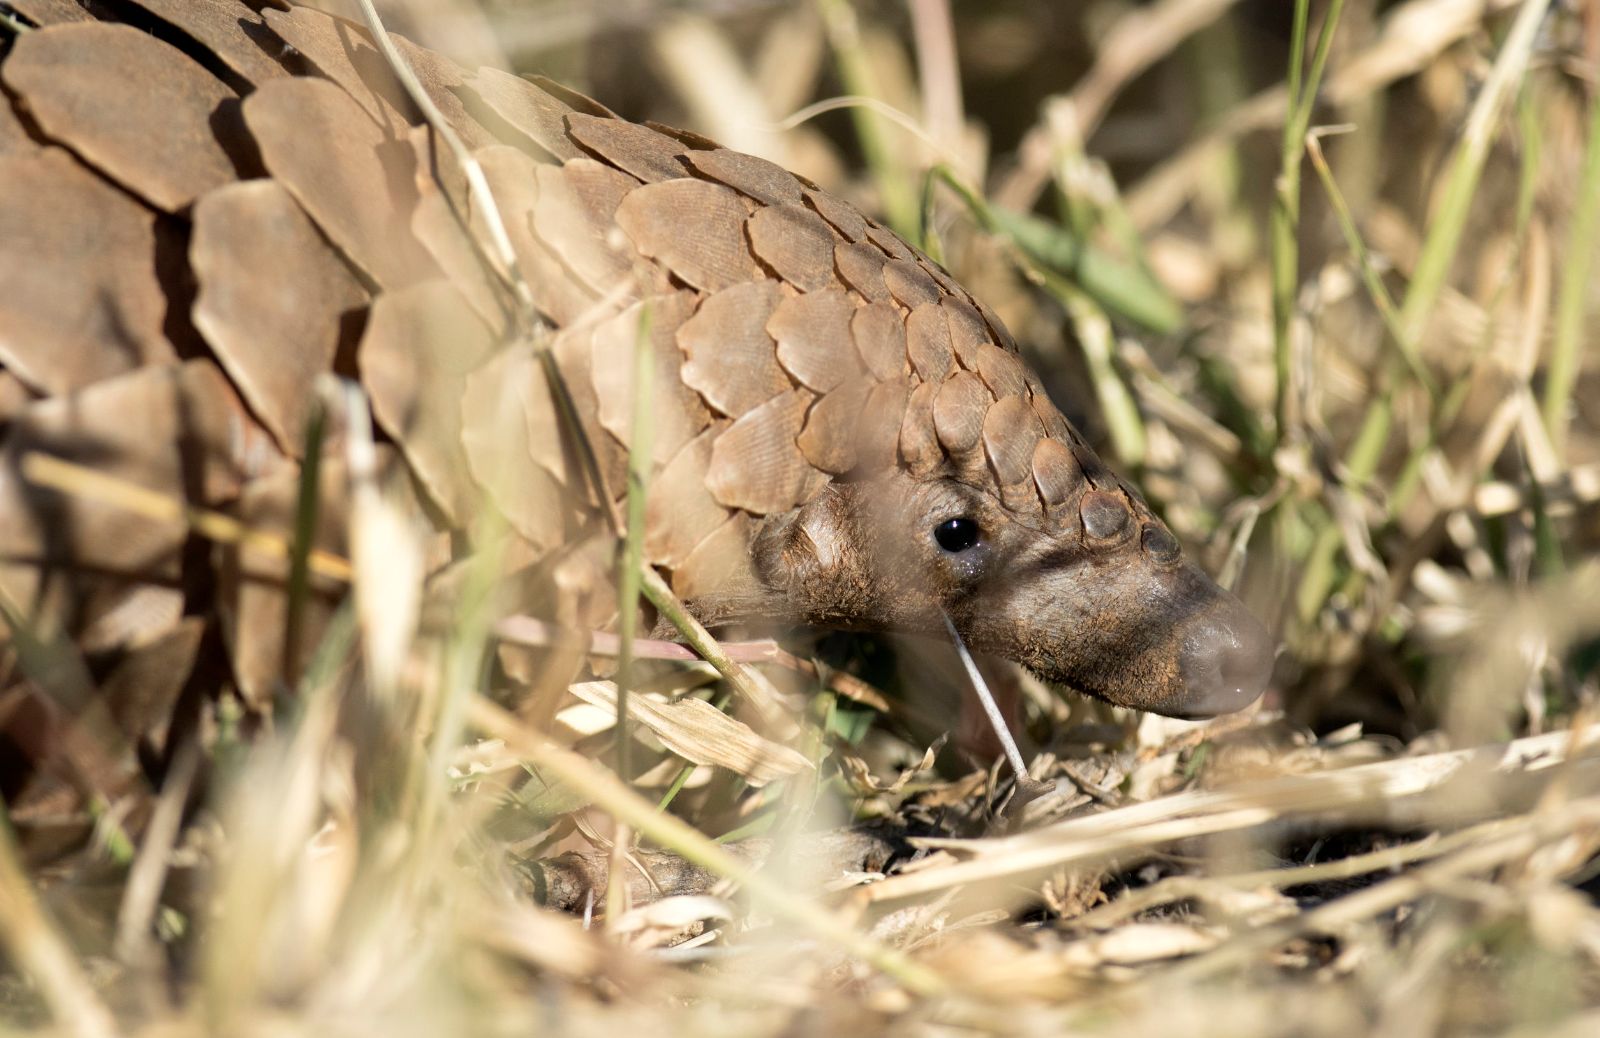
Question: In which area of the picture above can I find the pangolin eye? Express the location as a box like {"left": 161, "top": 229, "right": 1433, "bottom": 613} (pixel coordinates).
{"left": 933, "top": 517, "right": 981, "bottom": 553}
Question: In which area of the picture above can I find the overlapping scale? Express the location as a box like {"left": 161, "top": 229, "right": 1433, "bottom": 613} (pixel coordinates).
{"left": 899, "top": 382, "right": 943, "bottom": 476}
{"left": 260, "top": 5, "right": 413, "bottom": 134}
{"left": 882, "top": 258, "right": 941, "bottom": 309}
{"left": 360, "top": 281, "right": 498, "bottom": 525}
{"left": 805, "top": 189, "right": 867, "bottom": 241}
{"left": 982, "top": 395, "right": 1045, "bottom": 514}
{"left": 905, "top": 303, "right": 955, "bottom": 382}
{"left": 672, "top": 513, "right": 758, "bottom": 604}
{"left": 832, "top": 241, "right": 891, "bottom": 302}
{"left": 678, "top": 280, "right": 792, "bottom": 418}
{"left": 245, "top": 76, "right": 437, "bottom": 287}
{"left": 865, "top": 222, "right": 914, "bottom": 260}
{"left": 769, "top": 289, "right": 861, "bottom": 392}
{"left": 191, "top": 179, "right": 367, "bottom": 454}
{"left": 798, "top": 383, "right": 871, "bottom": 475}
{"left": 477, "top": 144, "right": 600, "bottom": 326}
{"left": 932, "top": 371, "right": 993, "bottom": 458}
{"left": 1031, "top": 438, "right": 1085, "bottom": 511}
{"left": 460, "top": 342, "right": 574, "bottom": 551}
{"left": 852, "top": 302, "right": 909, "bottom": 381}
{"left": 387, "top": 33, "right": 498, "bottom": 150}
{"left": 125, "top": 0, "right": 291, "bottom": 87}
{"left": 0, "top": 149, "right": 174, "bottom": 395}
{"left": 615, "top": 178, "right": 759, "bottom": 292}
{"left": 858, "top": 377, "right": 913, "bottom": 472}
{"left": 706, "top": 388, "right": 817, "bottom": 514}
{"left": 532, "top": 158, "right": 640, "bottom": 297}
{"left": 975, "top": 341, "right": 1030, "bottom": 399}
{"left": 941, "top": 296, "right": 989, "bottom": 370}
{"left": 590, "top": 293, "right": 709, "bottom": 465}
{"left": 469, "top": 65, "right": 585, "bottom": 161}
{"left": 646, "top": 428, "right": 732, "bottom": 568}
{"left": 2, "top": 23, "right": 246, "bottom": 212}
{"left": 567, "top": 113, "right": 691, "bottom": 183}
{"left": 746, "top": 203, "right": 837, "bottom": 292}
{"left": 685, "top": 148, "right": 805, "bottom": 206}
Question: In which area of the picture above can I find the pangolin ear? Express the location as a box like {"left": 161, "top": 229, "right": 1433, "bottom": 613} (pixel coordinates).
{"left": 750, "top": 486, "right": 866, "bottom": 605}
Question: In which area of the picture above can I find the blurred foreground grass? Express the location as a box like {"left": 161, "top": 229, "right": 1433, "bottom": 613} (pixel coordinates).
{"left": 5, "top": 0, "right": 1600, "bottom": 1034}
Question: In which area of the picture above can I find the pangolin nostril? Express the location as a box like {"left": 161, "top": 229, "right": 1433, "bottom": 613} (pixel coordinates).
{"left": 1175, "top": 596, "right": 1274, "bottom": 718}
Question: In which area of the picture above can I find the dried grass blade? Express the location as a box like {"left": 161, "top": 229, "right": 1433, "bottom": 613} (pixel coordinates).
{"left": 113, "top": 742, "right": 200, "bottom": 969}
{"left": 352, "top": 0, "right": 537, "bottom": 324}
{"left": 641, "top": 569, "right": 791, "bottom": 724}
{"left": 1126, "top": 0, "right": 1526, "bottom": 231}
{"left": 568, "top": 681, "right": 811, "bottom": 786}
{"left": 466, "top": 694, "right": 946, "bottom": 996}
{"left": 0, "top": 813, "right": 119, "bottom": 1038}
{"left": 332, "top": 377, "right": 423, "bottom": 695}
{"left": 864, "top": 725, "right": 1600, "bottom": 903}
{"left": 19, "top": 452, "right": 353, "bottom": 582}
{"left": 1160, "top": 798, "right": 1600, "bottom": 985}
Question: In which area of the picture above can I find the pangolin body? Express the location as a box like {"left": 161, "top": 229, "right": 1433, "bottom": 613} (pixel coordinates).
{"left": 0, "top": 1, "right": 1271, "bottom": 806}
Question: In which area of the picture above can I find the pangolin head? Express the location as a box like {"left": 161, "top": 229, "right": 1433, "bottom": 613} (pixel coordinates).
{"left": 746, "top": 373, "right": 1274, "bottom": 720}
{"left": 751, "top": 461, "right": 1272, "bottom": 718}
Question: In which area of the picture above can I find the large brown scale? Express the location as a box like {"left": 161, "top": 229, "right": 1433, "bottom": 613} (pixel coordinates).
{"left": 0, "top": 0, "right": 1271, "bottom": 822}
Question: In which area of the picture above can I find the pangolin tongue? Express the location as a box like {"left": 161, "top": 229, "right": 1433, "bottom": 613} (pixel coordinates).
{"left": 0, "top": 1, "right": 1267, "bottom": 809}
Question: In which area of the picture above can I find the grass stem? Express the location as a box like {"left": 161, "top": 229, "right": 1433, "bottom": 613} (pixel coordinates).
{"left": 1397, "top": 0, "right": 1554, "bottom": 343}
{"left": 0, "top": 813, "right": 118, "bottom": 1038}
{"left": 1542, "top": 80, "right": 1600, "bottom": 455}
{"left": 616, "top": 305, "right": 656, "bottom": 788}
{"left": 1272, "top": 0, "right": 1346, "bottom": 445}
{"left": 281, "top": 401, "right": 327, "bottom": 694}
{"left": 468, "top": 695, "right": 947, "bottom": 996}
{"left": 816, "top": 0, "right": 920, "bottom": 237}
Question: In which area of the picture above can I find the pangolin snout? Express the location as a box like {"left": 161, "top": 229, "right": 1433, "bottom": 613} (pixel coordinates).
{"left": 1172, "top": 592, "right": 1274, "bottom": 718}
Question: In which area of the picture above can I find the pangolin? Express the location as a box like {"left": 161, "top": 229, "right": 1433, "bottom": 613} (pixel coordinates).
{"left": 0, "top": 1, "right": 1271, "bottom": 806}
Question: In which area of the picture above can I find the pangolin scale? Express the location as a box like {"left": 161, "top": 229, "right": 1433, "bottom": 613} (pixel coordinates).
{"left": 0, "top": 0, "right": 1271, "bottom": 816}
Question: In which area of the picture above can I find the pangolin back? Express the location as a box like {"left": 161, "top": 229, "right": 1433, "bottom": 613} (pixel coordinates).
{"left": 0, "top": 1, "right": 1272, "bottom": 815}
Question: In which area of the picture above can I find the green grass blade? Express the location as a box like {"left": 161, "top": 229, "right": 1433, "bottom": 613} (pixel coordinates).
{"left": 816, "top": 0, "right": 919, "bottom": 237}
{"left": 615, "top": 303, "right": 655, "bottom": 788}
{"left": 1397, "top": 0, "right": 1554, "bottom": 343}
{"left": 281, "top": 401, "right": 327, "bottom": 696}
{"left": 990, "top": 207, "right": 1184, "bottom": 334}
{"left": 1044, "top": 272, "right": 1148, "bottom": 466}
{"left": 1542, "top": 81, "right": 1600, "bottom": 456}
{"left": 1272, "top": 0, "right": 1346, "bottom": 446}
{"left": 1305, "top": 130, "right": 1434, "bottom": 395}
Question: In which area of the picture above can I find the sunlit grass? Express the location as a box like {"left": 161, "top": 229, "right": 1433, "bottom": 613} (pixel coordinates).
{"left": 3, "top": 0, "right": 1600, "bottom": 1034}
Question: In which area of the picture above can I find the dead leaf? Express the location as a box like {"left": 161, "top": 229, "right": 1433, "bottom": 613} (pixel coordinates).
{"left": 567, "top": 680, "right": 809, "bottom": 786}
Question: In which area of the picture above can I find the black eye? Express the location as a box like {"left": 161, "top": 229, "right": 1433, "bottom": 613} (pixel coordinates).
{"left": 933, "top": 517, "right": 980, "bottom": 553}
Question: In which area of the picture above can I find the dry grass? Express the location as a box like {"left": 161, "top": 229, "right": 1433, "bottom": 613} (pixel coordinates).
{"left": 4, "top": 0, "right": 1600, "bottom": 1034}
